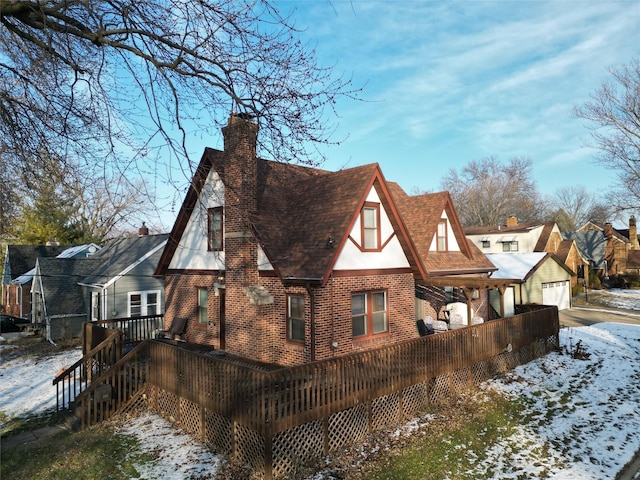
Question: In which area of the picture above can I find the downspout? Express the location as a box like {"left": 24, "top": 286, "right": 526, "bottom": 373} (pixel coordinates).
{"left": 18, "top": 284, "right": 23, "bottom": 318}
{"left": 306, "top": 283, "right": 315, "bottom": 362}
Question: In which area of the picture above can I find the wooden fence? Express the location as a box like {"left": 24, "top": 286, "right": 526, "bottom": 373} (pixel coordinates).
{"left": 142, "top": 306, "right": 559, "bottom": 479}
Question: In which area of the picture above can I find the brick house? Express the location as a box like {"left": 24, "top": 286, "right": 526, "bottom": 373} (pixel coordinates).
{"left": 156, "top": 114, "right": 500, "bottom": 366}
{"left": 570, "top": 218, "right": 640, "bottom": 279}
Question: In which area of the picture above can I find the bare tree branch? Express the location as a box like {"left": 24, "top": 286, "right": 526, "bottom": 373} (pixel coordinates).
{"left": 575, "top": 58, "right": 640, "bottom": 219}
{"left": 1, "top": 0, "right": 360, "bottom": 226}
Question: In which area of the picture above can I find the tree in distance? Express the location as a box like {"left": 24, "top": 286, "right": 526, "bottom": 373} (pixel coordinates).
{"left": 575, "top": 58, "right": 640, "bottom": 219}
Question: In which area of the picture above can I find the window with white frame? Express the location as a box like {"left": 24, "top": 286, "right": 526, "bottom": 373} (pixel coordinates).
{"left": 437, "top": 220, "right": 448, "bottom": 251}
{"left": 197, "top": 288, "right": 208, "bottom": 324}
{"left": 207, "top": 207, "right": 224, "bottom": 251}
{"left": 128, "top": 290, "right": 161, "bottom": 317}
{"left": 502, "top": 241, "right": 519, "bottom": 252}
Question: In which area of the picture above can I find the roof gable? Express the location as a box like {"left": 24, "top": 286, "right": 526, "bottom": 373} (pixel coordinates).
{"left": 156, "top": 150, "right": 423, "bottom": 283}
{"left": 388, "top": 185, "right": 495, "bottom": 277}
{"left": 486, "top": 252, "right": 573, "bottom": 281}
{"left": 84, "top": 234, "right": 168, "bottom": 287}
{"left": 36, "top": 257, "right": 103, "bottom": 316}
{"left": 4, "top": 245, "right": 68, "bottom": 281}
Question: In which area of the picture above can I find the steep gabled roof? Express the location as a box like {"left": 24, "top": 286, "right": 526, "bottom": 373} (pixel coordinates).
{"left": 36, "top": 257, "right": 103, "bottom": 317}
{"left": 82, "top": 234, "right": 168, "bottom": 287}
{"left": 565, "top": 230, "right": 607, "bottom": 269}
{"left": 388, "top": 184, "right": 496, "bottom": 277}
{"left": 254, "top": 163, "right": 377, "bottom": 281}
{"left": 554, "top": 239, "right": 577, "bottom": 264}
{"left": 155, "top": 148, "right": 425, "bottom": 283}
{"left": 533, "top": 222, "right": 557, "bottom": 252}
{"left": 4, "top": 245, "right": 68, "bottom": 282}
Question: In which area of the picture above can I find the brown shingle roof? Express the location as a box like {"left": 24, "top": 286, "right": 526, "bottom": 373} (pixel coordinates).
{"left": 533, "top": 222, "right": 555, "bottom": 252}
{"left": 554, "top": 239, "right": 575, "bottom": 263}
{"left": 388, "top": 184, "right": 496, "bottom": 276}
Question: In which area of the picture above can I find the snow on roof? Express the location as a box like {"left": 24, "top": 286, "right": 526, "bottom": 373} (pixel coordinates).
{"left": 486, "top": 252, "right": 547, "bottom": 280}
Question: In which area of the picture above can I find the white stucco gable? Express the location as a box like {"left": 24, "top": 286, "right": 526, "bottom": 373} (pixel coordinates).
{"left": 333, "top": 187, "right": 410, "bottom": 270}
{"left": 168, "top": 169, "right": 274, "bottom": 271}
{"left": 428, "top": 210, "right": 462, "bottom": 252}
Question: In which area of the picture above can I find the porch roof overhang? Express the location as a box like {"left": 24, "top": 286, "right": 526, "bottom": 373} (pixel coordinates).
{"left": 418, "top": 275, "right": 522, "bottom": 290}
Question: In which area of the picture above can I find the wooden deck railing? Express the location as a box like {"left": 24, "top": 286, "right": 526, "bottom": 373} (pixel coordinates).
{"left": 145, "top": 306, "right": 559, "bottom": 433}
{"left": 96, "top": 314, "right": 164, "bottom": 345}
{"left": 53, "top": 324, "right": 123, "bottom": 411}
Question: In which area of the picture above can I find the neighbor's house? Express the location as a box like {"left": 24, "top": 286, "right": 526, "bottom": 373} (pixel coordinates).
{"left": 155, "top": 114, "right": 506, "bottom": 367}
{"left": 567, "top": 218, "right": 639, "bottom": 279}
{"left": 79, "top": 231, "right": 168, "bottom": 323}
{"left": 485, "top": 252, "right": 574, "bottom": 313}
{"left": 465, "top": 217, "right": 588, "bottom": 289}
{"left": 29, "top": 229, "right": 168, "bottom": 342}
{"left": 31, "top": 257, "right": 103, "bottom": 342}
{"left": 2, "top": 243, "right": 100, "bottom": 319}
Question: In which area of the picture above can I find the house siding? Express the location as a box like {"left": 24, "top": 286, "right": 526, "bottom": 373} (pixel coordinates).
{"left": 515, "top": 261, "right": 570, "bottom": 306}
{"left": 163, "top": 271, "right": 416, "bottom": 366}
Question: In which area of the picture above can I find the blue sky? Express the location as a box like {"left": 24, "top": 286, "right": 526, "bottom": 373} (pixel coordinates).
{"left": 154, "top": 0, "right": 639, "bottom": 230}
{"left": 290, "top": 0, "right": 639, "bottom": 193}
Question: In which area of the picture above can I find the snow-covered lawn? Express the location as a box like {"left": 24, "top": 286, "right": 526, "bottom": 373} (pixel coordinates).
{"left": 2, "top": 288, "right": 639, "bottom": 479}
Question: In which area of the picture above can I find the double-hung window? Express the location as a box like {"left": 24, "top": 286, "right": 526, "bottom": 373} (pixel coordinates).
{"left": 352, "top": 291, "right": 388, "bottom": 338}
{"left": 198, "top": 288, "right": 208, "bottom": 324}
{"left": 502, "top": 241, "right": 519, "bottom": 252}
{"left": 361, "top": 203, "right": 380, "bottom": 250}
{"left": 208, "top": 207, "right": 224, "bottom": 251}
{"left": 437, "top": 220, "right": 448, "bottom": 251}
{"left": 287, "top": 295, "right": 305, "bottom": 342}
{"left": 128, "top": 290, "right": 161, "bottom": 317}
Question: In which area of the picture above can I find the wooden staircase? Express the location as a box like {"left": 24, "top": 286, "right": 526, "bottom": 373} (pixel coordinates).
{"left": 53, "top": 321, "right": 155, "bottom": 429}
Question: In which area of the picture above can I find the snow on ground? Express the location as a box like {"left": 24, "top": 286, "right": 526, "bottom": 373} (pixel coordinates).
{"left": 1, "top": 289, "right": 639, "bottom": 479}
{"left": 0, "top": 346, "right": 81, "bottom": 418}
{"left": 116, "top": 413, "right": 224, "bottom": 479}
{"left": 479, "top": 321, "right": 640, "bottom": 479}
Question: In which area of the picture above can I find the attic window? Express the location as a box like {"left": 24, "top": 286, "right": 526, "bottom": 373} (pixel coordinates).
{"left": 207, "top": 207, "right": 223, "bottom": 251}
{"left": 361, "top": 203, "right": 381, "bottom": 251}
{"left": 437, "top": 220, "right": 448, "bottom": 251}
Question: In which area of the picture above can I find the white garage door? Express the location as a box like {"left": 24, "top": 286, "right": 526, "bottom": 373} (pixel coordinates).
{"left": 542, "top": 281, "right": 570, "bottom": 310}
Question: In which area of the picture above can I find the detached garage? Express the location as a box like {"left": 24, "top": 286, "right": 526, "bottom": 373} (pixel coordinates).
{"left": 486, "top": 253, "right": 574, "bottom": 311}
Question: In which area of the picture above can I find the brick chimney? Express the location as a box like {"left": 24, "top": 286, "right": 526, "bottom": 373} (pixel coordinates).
{"left": 221, "top": 112, "right": 259, "bottom": 216}
{"left": 219, "top": 112, "right": 266, "bottom": 361}
{"left": 604, "top": 222, "right": 614, "bottom": 238}
{"left": 506, "top": 215, "right": 518, "bottom": 228}
{"left": 630, "top": 216, "right": 639, "bottom": 249}
{"left": 138, "top": 222, "right": 149, "bottom": 236}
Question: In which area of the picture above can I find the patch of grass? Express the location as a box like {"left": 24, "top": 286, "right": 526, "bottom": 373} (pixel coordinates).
{"left": 0, "top": 411, "right": 61, "bottom": 437}
{"left": 1, "top": 422, "right": 152, "bottom": 480}
{"left": 365, "top": 391, "right": 524, "bottom": 480}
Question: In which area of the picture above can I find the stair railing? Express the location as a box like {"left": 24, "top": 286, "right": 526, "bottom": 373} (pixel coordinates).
{"left": 74, "top": 340, "right": 150, "bottom": 428}
{"left": 53, "top": 326, "right": 123, "bottom": 412}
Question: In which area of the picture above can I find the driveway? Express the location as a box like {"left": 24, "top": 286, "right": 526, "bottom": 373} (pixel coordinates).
{"left": 560, "top": 304, "right": 640, "bottom": 328}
